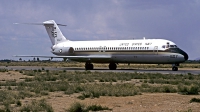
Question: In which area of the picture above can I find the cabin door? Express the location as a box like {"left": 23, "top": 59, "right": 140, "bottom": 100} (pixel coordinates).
{"left": 154, "top": 46, "right": 158, "bottom": 55}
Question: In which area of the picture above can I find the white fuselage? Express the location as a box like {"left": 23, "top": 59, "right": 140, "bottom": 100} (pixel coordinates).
{"left": 51, "top": 39, "right": 188, "bottom": 64}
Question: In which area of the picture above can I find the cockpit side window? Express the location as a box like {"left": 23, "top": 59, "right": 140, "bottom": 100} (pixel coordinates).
{"left": 170, "top": 45, "right": 178, "bottom": 48}
{"left": 163, "top": 42, "right": 178, "bottom": 49}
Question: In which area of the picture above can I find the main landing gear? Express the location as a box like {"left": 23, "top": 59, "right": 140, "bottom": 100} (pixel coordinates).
{"left": 85, "top": 62, "right": 117, "bottom": 70}
{"left": 172, "top": 64, "right": 179, "bottom": 71}
{"left": 109, "top": 63, "right": 117, "bottom": 70}
{"left": 85, "top": 62, "right": 93, "bottom": 70}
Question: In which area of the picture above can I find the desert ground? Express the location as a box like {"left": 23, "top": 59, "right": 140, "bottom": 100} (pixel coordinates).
{"left": 39, "top": 92, "right": 200, "bottom": 112}
{"left": 0, "top": 62, "right": 200, "bottom": 111}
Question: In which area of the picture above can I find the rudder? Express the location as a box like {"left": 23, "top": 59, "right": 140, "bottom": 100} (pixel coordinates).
{"left": 43, "top": 20, "right": 68, "bottom": 45}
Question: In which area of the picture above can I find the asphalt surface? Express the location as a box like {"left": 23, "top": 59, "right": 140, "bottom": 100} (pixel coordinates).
{"left": 0, "top": 66, "right": 200, "bottom": 75}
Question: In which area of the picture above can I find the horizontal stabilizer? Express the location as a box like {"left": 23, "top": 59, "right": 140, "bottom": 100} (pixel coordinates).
{"left": 13, "top": 22, "right": 67, "bottom": 26}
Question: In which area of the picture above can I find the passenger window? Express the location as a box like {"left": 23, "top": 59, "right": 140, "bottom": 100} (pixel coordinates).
{"left": 162, "top": 45, "right": 165, "bottom": 48}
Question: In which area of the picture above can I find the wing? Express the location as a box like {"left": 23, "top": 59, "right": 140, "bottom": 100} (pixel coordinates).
{"left": 13, "top": 55, "right": 111, "bottom": 58}
{"left": 14, "top": 55, "right": 111, "bottom": 62}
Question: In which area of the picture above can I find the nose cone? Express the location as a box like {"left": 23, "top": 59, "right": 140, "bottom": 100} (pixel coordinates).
{"left": 169, "top": 48, "right": 188, "bottom": 61}
{"left": 183, "top": 52, "right": 188, "bottom": 61}
{"left": 180, "top": 50, "right": 188, "bottom": 61}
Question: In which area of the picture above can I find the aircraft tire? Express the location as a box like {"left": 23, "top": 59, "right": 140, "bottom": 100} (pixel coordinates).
{"left": 172, "top": 66, "right": 178, "bottom": 71}
{"left": 109, "top": 63, "right": 117, "bottom": 70}
{"left": 85, "top": 63, "right": 93, "bottom": 70}
{"left": 89, "top": 64, "right": 94, "bottom": 70}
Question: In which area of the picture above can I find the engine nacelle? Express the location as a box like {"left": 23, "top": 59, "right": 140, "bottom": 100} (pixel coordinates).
{"left": 52, "top": 47, "right": 74, "bottom": 55}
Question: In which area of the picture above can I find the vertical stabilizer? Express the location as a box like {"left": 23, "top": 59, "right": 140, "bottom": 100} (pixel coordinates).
{"left": 43, "top": 20, "right": 67, "bottom": 45}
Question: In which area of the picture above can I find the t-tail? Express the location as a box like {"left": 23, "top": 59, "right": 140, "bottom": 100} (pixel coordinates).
{"left": 43, "top": 20, "right": 68, "bottom": 45}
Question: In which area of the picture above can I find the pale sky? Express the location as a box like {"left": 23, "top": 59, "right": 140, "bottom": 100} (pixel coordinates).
{"left": 0, "top": 0, "right": 200, "bottom": 60}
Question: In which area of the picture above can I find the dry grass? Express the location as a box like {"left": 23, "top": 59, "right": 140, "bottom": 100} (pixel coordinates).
{"left": 0, "top": 62, "right": 200, "bottom": 111}
{"left": 48, "top": 92, "right": 200, "bottom": 112}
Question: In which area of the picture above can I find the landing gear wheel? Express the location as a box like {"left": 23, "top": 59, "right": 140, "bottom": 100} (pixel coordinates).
{"left": 172, "top": 66, "right": 178, "bottom": 71}
{"left": 109, "top": 63, "right": 117, "bottom": 70}
{"left": 89, "top": 64, "right": 93, "bottom": 70}
{"left": 85, "top": 63, "right": 93, "bottom": 70}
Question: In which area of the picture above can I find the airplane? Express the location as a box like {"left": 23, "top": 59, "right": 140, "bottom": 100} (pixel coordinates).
{"left": 14, "top": 20, "right": 188, "bottom": 71}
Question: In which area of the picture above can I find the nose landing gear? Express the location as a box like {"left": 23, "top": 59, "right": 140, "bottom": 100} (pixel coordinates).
{"left": 172, "top": 66, "right": 178, "bottom": 71}
{"left": 172, "top": 64, "right": 179, "bottom": 71}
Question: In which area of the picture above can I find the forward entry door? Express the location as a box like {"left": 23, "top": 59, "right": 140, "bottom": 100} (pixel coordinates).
{"left": 154, "top": 46, "right": 158, "bottom": 55}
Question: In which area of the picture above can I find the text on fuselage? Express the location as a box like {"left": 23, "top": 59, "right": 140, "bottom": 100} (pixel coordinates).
{"left": 119, "top": 42, "right": 152, "bottom": 46}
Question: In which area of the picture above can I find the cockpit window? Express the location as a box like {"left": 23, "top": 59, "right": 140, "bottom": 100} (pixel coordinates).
{"left": 170, "top": 45, "right": 178, "bottom": 48}
{"left": 162, "top": 45, "right": 178, "bottom": 49}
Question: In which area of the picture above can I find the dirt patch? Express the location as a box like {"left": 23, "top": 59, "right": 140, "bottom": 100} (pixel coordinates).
{"left": 0, "top": 70, "right": 200, "bottom": 111}
{"left": 0, "top": 71, "right": 28, "bottom": 82}
{"left": 46, "top": 92, "right": 200, "bottom": 112}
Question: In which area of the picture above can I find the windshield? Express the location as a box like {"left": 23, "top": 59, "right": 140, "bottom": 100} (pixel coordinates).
{"left": 170, "top": 45, "right": 178, "bottom": 48}
{"left": 162, "top": 45, "right": 178, "bottom": 49}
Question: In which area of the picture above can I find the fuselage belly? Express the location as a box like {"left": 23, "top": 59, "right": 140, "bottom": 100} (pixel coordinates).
{"left": 70, "top": 52, "right": 185, "bottom": 64}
